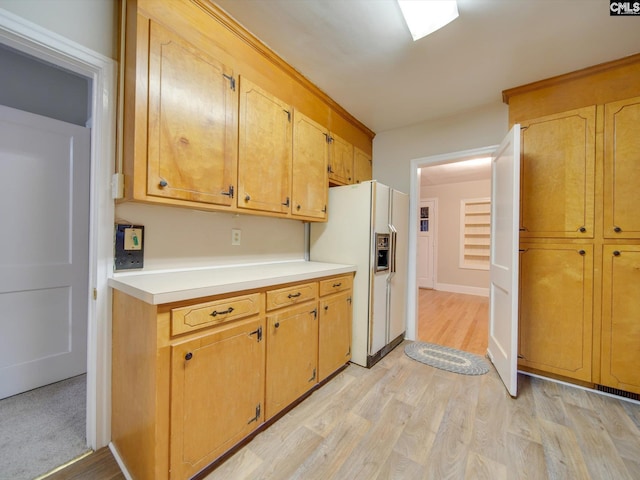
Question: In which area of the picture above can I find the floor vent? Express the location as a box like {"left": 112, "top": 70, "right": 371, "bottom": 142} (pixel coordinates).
{"left": 596, "top": 384, "right": 640, "bottom": 401}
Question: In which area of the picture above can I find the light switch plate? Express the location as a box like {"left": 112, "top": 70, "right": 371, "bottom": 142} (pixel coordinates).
{"left": 115, "top": 224, "right": 144, "bottom": 271}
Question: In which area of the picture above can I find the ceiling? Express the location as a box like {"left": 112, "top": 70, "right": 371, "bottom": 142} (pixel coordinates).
{"left": 213, "top": 0, "right": 640, "bottom": 134}
{"left": 420, "top": 156, "right": 491, "bottom": 187}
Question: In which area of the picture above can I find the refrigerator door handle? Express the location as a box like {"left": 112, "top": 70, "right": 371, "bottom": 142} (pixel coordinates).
{"left": 389, "top": 224, "right": 397, "bottom": 275}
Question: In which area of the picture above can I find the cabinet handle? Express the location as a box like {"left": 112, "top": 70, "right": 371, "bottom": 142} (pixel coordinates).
{"left": 210, "top": 306, "right": 234, "bottom": 317}
{"left": 579, "top": 226, "right": 586, "bottom": 233}
{"left": 221, "top": 185, "right": 234, "bottom": 198}
{"left": 244, "top": 194, "right": 251, "bottom": 202}
{"left": 159, "top": 179, "right": 168, "bottom": 187}
{"left": 287, "top": 292, "right": 301, "bottom": 299}
{"left": 332, "top": 282, "right": 342, "bottom": 288}
{"left": 578, "top": 249, "right": 586, "bottom": 255}
{"left": 613, "top": 250, "right": 621, "bottom": 256}
{"left": 185, "top": 352, "right": 193, "bottom": 361}
{"left": 614, "top": 226, "right": 622, "bottom": 233}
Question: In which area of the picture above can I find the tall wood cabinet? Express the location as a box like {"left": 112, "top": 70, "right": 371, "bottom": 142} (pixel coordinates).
{"left": 504, "top": 54, "right": 640, "bottom": 394}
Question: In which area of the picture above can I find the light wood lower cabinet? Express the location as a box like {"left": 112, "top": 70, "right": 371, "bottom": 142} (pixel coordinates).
{"left": 518, "top": 243, "right": 593, "bottom": 382}
{"left": 170, "top": 317, "right": 264, "bottom": 480}
{"left": 265, "top": 302, "right": 318, "bottom": 419}
{"left": 600, "top": 245, "right": 640, "bottom": 394}
{"left": 111, "top": 273, "right": 353, "bottom": 480}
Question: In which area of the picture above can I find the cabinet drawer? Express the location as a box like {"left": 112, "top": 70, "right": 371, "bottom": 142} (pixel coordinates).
{"left": 266, "top": 282, "right": 317, "bottom": 311}
{"left": 171, "top": 293, "right": 261, "bottom": 335}
{"left": 319, "top": 275, "right": 353, "bottom": 297}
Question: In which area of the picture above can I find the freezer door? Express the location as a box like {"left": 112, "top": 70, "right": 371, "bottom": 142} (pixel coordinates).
{"left": 388, "top": 189, "right": 409, "bottom": 341}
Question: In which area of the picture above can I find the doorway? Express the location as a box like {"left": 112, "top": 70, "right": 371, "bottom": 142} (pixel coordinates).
{"left": 408, "top": 146, "right": 497, "bottom": 353}
{"left": 0, "top": 8, "right": 117, "bottom": 454}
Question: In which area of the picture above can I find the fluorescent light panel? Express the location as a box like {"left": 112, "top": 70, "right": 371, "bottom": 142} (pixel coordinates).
{"left": 398, "top": 0, "right": 459, "bottom": 41}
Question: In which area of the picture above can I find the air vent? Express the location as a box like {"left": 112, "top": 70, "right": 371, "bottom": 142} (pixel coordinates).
{"left": 596, "top": 384, "right": 640, "bottom": 402}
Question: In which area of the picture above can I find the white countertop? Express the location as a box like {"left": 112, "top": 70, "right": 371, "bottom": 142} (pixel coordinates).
{"left": 108, "top": 260, "right": 356, "bottom": 305}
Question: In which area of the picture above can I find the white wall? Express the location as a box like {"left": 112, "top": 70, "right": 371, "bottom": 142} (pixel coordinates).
{"left": 422, "top": 179, "right": 490, "bottom": 292}
{"left": 372, "top": 102, "right": 508, "bottom": 194}
{"left": 0, "top": 0, "right": 118, "bottom": 59}
{"left": 115, "top": 203, "right": 306, "bottom": 271}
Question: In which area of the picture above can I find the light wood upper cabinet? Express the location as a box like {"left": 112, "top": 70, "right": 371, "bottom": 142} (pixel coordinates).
{"left": 328, "top": 132, "right": 354, "bottom": 185}
{"left": 604, "top": 96, "right": 640, "bottom": 239}
{"left": 292, "top": 111, "right": 328, "bottom": 220}
{"left": 518, "top": 244, "right": 593, "bottom": 382}
{"left": 146, "top": 21, "right": 237, "bottom": 206}
{"left": 520, "top": 106, "right": 596, "bottom": 238}
{"left": 600, "top": 245, "right": 640, "bottom": 394}
{"left": 353, "top": 147, "right": 372, "bottom": 184}
{"left": 170, "top": 317, "right": 265, "bottom": 480}
{"left": 238, "top": 77, "right": 292, "bottom": 215}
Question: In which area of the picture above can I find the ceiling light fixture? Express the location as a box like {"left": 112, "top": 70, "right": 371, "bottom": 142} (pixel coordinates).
{"left": 397, "top": 0, "right": 459, "bottom": 41}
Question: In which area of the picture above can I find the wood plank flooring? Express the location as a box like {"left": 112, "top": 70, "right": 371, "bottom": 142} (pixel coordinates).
{"left": 49, "top": 290, "right": 640, "bottom": 480}
{"left": 417, "top": 288, "right": 488, "bottom": 355}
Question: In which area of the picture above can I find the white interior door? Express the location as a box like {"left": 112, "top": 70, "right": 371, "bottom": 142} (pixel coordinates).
{"left": 417, "top": 199, "right": 435, "bottom": 288}
{"left": 487, "top": 124, "right": 520, "bottom": 397}
{"left": 0, "top": 105, "right": 90, "bottom": 399}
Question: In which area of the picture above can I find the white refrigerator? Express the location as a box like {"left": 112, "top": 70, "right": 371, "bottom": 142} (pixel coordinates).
{"left": 310, "top": 181, "right": 409, "bottom": 367}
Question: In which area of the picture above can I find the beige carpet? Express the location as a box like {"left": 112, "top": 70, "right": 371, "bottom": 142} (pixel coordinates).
{"left": 0, "top": 374, "right": 89, "bottom": 480}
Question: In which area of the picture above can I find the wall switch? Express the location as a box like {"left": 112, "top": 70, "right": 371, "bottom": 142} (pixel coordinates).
{"left": 124, "top": 228, "right": 143, "bottom": 251}
{"left": 114, "top": 224, "right": 144, "bottom": 271}
{"left": 231, "top": 228, "right": 241, "bottom": 246}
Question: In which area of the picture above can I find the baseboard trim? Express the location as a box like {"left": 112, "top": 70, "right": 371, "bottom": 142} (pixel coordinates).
{"left": 435, "top": 283, "right": 489, "bottom": 297}
{"left": 108, "top": 443, "right": 133, "bottom": 480}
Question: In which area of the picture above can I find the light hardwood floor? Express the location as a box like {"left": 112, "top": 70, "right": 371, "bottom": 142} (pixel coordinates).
{"left": 417, "top": 288, "right": 488, "bottom": 355}
{"left": 50, "top": 291, "right": 640, "bottom": 479}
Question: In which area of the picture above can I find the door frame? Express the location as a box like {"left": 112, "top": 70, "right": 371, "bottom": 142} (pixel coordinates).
{"left": 0, "top": 10, "right": 116, "bottom": 449}
{"left": 407, "top": 145, "right": 497, "bottom": 341}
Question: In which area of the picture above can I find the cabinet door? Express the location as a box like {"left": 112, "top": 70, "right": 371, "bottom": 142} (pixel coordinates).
{"left": 319, "top": 291, "right": 352, "bottom": 382}
{"left": 520, "top": 106, "right": 595, "bottom": 238}
{"left": 354, "top": 147, "right": 372, "bottom": 184}
{"left": 601, "top": 245, "right": 640, "bottom": 394}
{"left": 604, "top": 96, "right": 640, "bottom": 238}
{"left": 292, "top": 111, "right": 328, "bottom": 220}
{"left": 518, "top": 244, "right": 593, "bottom": 382}
{"left": 265, "top": 303, "right": 318, "bottom": 419}
{"left": 170, "top": 317, "right": 264, "bottom": 479}
{"left": 147, "top": 21, "right": 237, "bottom": 206}
{"left": 238, "top": 77, "right": 292, "bottom": 214}
{"left": 328, "top": 133, "right": 353, "bottom": 185}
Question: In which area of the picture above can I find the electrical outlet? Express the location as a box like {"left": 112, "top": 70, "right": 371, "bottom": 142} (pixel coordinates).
{"left": 231, "top": 228, "right": 241, "bottom": 246}
{"left": 114, "top": 224, "right": 144, "bottom": 270}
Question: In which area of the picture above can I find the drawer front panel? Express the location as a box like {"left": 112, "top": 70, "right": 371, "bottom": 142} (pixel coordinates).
{"left": 266, "top": 282, "right": 317, "bottom": 311}
{"left": 171, "top": 293, "right": 261, "bottom": 335}
{"left": 319, "top": 275, "right": 353, "bottom": 297}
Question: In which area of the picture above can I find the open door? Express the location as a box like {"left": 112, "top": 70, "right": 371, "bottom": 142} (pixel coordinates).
{"left": 487, "top": 125, "right": 521, "bottom": 397}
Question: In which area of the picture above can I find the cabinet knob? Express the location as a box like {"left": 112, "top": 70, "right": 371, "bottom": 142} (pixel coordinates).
{"left": 579, "top": 226, "right": 586, "bottom": 233}
{"left": 296, "top": 204, "right": 301, "bottom": 210}
{"left": 613, "top": 250, "right": 621, "bottom": 256}
{"left": 274, "top": 322, "right": 280, "bottom": 328}
{"left": 185, "top": 352, "right": 193, "bottom": 361}
{"left": 578, "top": 249, "right": 586, "bottom": 255}
{"left": 614, "top": 226, "right": 622, "bottom": 233}
{"left": 244, "top": 194, "right": 251, "bottom": 202}
{"left": 159, "top": 179, "right": 168, "bottom": 187}
{"left": 324, "top": 305, "right": 329, "bottom": 311}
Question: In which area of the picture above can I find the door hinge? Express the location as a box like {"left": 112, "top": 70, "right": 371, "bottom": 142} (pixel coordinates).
{"left": 249, "top": 326, "right": 263, "bottom": 342}
{"left": 221, "top": 185, "right": 234, "bottom": 199}
{"left": 283, "top": 109, "right": 291, "bottom": 122}
{"left": 347, "top": 296, "right": 352, "bottom": 305}
{"left": 311, "top": 308, "right": 317, "bottom": 319}
{"left": 93, "top": 288, "right": 97, "bottom": 300}
{"left": 282, "top": 197, "right": 290, "bottom": 207}
{"left": 517, "top": 354, "right": 525, "bottom": 359}
{"left": 308, "top": 368, "right": 316, "bottom": 383}
{"left": 322, "top": 205, "right": 327, "bottom": 213}
{"left": 248, "top": 403, "right": 261, "bottom": 424}
{"left": 222, "top": 73, "right": 236, "bottom": 91}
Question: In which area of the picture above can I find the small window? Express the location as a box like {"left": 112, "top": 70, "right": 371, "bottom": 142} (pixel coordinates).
{"left": 460, "top": 198, "right": 490, "bottom": 270}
